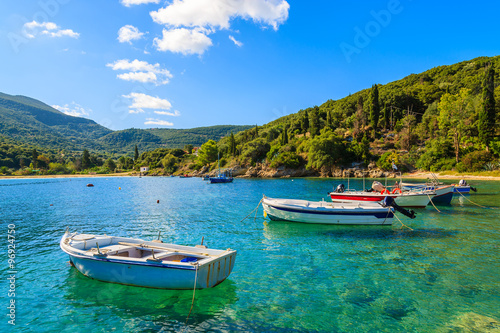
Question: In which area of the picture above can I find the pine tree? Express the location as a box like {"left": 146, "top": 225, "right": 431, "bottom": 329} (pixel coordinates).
{"left": 369, "top": 84, "right": 380, "bottom": 133}
{"left": 309, "top": 109, "right": 320, "bottom": 137}
{"left": 281, "top": 127, "right": 288, "bottom": 145}
{"left": 326, "top": 109, "right": 333, "bottom": 129}
{"left": 229, "top": 132, "right": 236, "bottom": 156}
{"left": 32, "top": 149, "right": 38, "bottom": 169}
{"left": 81, "top": 149, "right": 90, "bottom": 170}
{"left": 478, "top": 65, "right": 495, "bottom": 150}
{"left": 383, "top": 105, "right": 390, "bottom": 130}
{"left": 301, "top": 110, "right": 309, "bottom": 134}
{"left": 134, "top": 145, "right": 139, "bottom": 161}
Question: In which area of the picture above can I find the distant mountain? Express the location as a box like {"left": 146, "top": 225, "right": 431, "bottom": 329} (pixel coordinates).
{"left": 0, "top": 92, "right": 252, "bottom": 155}
{"left": 0, "top": 92, "right": 112, "bottom": 151}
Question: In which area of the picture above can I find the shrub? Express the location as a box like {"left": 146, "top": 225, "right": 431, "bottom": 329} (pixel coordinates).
{"left": 456, "top": 151, "right": 492, "bottom": 172}
{"left": 270, "top": 152, "right": 303, "bottom": 169}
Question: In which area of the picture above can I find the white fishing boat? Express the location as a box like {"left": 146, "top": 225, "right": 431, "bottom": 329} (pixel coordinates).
{"left": 328, "top": 181, "right": 434, "bottom": 208}
{"left": 262, "top": 196, "right": 415, "bottom": 225}
{"left": 60, "top": 230, "right": 237, "bottom": 289}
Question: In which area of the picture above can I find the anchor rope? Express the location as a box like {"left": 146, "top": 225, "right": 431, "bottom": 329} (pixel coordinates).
{"left": 427, "top": 194, "right": 441, "bottom": 213}
{"left": 393, "top": 212, "right": 413, "bottom": 231}
{"left": 240, "top": 198, "right": 263, "bottom": 223}
{"left": 184, "top": 262, "right": 199, "bottom": 331}
{"left": 456, "top": 190, "right": 491, "bottom": 209}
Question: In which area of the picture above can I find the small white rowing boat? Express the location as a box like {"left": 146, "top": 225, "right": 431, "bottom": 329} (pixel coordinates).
{"left": 262, "top": 197, "right": 396, "bottom": 225}
{"left": 60, "top": 230, "right": 237, "bottom": 289}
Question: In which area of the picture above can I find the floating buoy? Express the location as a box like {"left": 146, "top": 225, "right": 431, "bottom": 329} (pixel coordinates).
{"left": 119, "top": 187, "right": 121, "bottom": 190}
{"left": 50, "top": 204, "right": 53, "bottom": 206}
{"left": 157, "top": 200, "right": 160, "bottom": 203}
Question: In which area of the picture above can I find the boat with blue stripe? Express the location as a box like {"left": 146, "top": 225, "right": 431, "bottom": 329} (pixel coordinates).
{"left": 262, "top": 196, "right": 398, "bottom": 225}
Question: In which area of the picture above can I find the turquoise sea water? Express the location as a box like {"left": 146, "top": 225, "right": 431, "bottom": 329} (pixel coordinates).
{"left": 1, "top": 176, "right": 499, "bottom": 332}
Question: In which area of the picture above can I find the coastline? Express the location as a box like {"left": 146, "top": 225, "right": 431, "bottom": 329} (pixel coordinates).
{"left": 0, "top": 171, "right": 499, "bottom": 181}
{"left": 0, "top": 172, "right": 134, "bottom": 180}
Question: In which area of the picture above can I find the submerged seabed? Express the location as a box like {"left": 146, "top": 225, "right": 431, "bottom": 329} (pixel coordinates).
{"left": 1, "top": 177, "right": 499, "bottom": 332}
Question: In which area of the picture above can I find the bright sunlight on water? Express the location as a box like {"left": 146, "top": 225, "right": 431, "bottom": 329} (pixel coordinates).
{"left": 1, "top": 176, "right": 499, "bottom": 332}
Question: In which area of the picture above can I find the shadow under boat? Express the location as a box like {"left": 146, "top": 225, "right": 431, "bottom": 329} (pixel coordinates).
{"left": 263, "top": 221, "right": 458, "bottom": 240}
{"left": 63, "top": 268, "right": 238, "bottom": 325}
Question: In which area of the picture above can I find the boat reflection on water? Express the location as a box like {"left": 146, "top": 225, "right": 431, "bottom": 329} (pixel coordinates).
{"left": 62, "top": 268, "right": 238, "bottom": 329}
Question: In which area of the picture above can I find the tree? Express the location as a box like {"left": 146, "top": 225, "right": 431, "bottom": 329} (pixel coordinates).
{"left": 31, "top": 149, "right": 39, "bottom": 169}
{"left": 161, "top": 154, "right": 179, "bottom": 173}
{"left": 81, "top": 149, "right": 90, "bottom": 169}
{"left": 301, "top": 110, "right": 309, "bottom": 134}
{"left": 369, "top": 84, "right": 380, "bottom": 133}
{"left": 197, "top": 140, "right": 218, "bottom": 165}
{"left": 184, "top": 144, "right": 194, "bottom": 154}
{"left": 306, "top": 131, "right": 347, "bottom": 170}
{"left": 478, "top": 65, "right": 495, "bottom": 150}
{"left": 309, "top": 109, "right": 320, "bottom": 137}
{"left": 383, "top": 105, "right": 390, "bottom": 130}
{"left": 104, "top": 158, "right": 117, "bottom": 172}
{"left": 438, "top": 88, "right": 474, "bottom": 163}
{"left": 326, "top": 109, "right": 333, "bottom": 129}
{"left": 281, "top": 127, "right": 289, "bottom": 145}
{"left": 134, "top": 145, "right": 139, "bottom": 162}
{"left": 228, "top": 132, "right": 237, "bottom": 156}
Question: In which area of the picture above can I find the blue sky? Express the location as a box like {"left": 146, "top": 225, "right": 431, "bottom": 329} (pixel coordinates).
{"left": 0, "top": 0, "right": 499, "bottom": 130}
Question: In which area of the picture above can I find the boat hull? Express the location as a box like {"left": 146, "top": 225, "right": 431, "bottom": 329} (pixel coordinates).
{"left": 432, "top": 185, "right": 454, "bottom": 205}
{"left": 209, "top": 177, "right": 233, "bottom": 183}
{"left": 263, "top": 198, "right": 394, "bottom": 225}
{"left": 453, "top": 185, "right": 470, "bottom": 194}
{"left": 329, "top": 192, "right": 432, "bottom": 208}
{"left": 61, "top": 233, "right": 236, "bottom": 290}
{"left": 67, "top": 254, "right": 234, "bottom": 289}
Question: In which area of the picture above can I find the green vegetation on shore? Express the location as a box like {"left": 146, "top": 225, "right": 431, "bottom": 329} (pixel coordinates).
{"left": 1, "top": 56, "right": 499, "bottom": 177}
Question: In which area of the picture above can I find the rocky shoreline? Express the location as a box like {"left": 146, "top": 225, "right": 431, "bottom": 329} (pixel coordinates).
{"left": 189, "top": 162, "right": 398, "bottom": 179}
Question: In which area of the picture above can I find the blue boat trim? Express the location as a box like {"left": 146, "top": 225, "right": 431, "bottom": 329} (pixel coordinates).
{"left": 267, "top": 204, "right": 393, "bottom": 219}
{"left": 68, "top": 253, "right": 197, "bottom": 271}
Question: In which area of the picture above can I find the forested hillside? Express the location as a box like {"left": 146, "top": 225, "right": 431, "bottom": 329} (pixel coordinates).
{"left": 1, "top": 56, "right": 499, "bottom": 177}
{"left": 203, "top": 56, "right": 500, "bottom": 175}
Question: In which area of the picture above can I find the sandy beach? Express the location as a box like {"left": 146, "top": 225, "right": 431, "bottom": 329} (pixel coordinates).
{"left": 1, "top": 171, "right": 499, "bottom": 181}
{"left": 0, "top": 172, "right": 135, "bottom": 180}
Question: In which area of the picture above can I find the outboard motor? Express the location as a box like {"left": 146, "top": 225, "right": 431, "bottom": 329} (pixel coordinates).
{"left": 470, "top": 186, "right": 477, "bottom": 192}
{"left": 334, "top": 184, "right": 345, "bottom": 193}
{"left": 382, "top": 196, "right": 416, "bottom": 219}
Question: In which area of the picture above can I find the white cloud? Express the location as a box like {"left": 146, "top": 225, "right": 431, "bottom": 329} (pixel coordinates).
{"left": 150, "top": 0, "right": 290, "bottom": 31}
{"left": 52, "top": 102, "right": 91, "bottom": 117}
{"left": 121, "top": 0, "right": 160, "bottom": 7}
{"left": 106, "top": 59, "right": 173, "bottom": 85}
{"left": 153, "top": 28, "right": 212, "bottom": 55}
{"left": 229, "top": 35, "right": 243, "bottom": 47}
{"left": 117, "top": 72, "right": 157, "bottom": 83}
{"left": 150, "top": 0, "right": 289, "bottom": 55}
{"left": 154, "top": 110, "right": 181, "bottom": 116}
{"left": 122, "top": 92, "right": 172, "bottom": 114}
{"left": 23, "top": 21, "right": 79, "bottom": 39}
{"left": 144, "top": 118, "right": 174, "bottom": 126}
{"left": 117, "top": 25, "right": 145, "bottom": 44}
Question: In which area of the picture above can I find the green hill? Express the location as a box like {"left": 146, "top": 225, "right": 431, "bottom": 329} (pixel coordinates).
{"left": 213, "top": 55, "right": 500, "bottom": 175}
{"left": 0, "top": 92, "right": 112, "bottom": 151}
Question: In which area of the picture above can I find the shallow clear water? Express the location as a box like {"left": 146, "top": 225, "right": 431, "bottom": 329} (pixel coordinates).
{"left": 1, "top": 177, "right": 499, "bottom": 332}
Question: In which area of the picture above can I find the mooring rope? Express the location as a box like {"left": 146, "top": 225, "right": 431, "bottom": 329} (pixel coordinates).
{"left": 240, "top": 198, "right": 263, "bottom": 222}
{"left": 427, "top": 194, "right": 441, "bottom": 213}
{"left": 183, "top": 262, "right": 199, "bottom": 331}
{"left": 393, "top": 212, "right": 413, "bottom": 231}
{"left": 382, "top": 207, "right": 392, "bottom": 225}
{"left": 456, "top": 190, "right": 490, "bottom": 208}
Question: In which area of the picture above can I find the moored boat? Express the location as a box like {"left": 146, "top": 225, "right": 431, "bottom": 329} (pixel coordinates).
{"left": 262, "top": 197, "right": 399, "bottom": 225}
{"left": 401, "top": 183, "right": 455, "bottom": 205}
{"left": 60, "top": 230, "right": 236, "bottom": 289}
{"left": 209, "top": 152, "right": 233, "bottom": 183}
{"left": 328, "top": 182, "right": 434, "bottom": 208}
